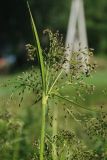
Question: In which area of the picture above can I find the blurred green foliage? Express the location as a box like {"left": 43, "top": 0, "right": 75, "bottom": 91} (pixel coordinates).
{"left": 85, "top": 0, "right": 107, "bottom": 54}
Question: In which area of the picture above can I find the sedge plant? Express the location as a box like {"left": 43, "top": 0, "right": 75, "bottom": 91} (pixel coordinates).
{"left": 27, "top": 2, "right": 95, "bottom": 160}
{"left": 1, "top": 2, "right": 107, "bottom": 160}
{"left": 8, "top": 2, "right": 96, "bottom": 160}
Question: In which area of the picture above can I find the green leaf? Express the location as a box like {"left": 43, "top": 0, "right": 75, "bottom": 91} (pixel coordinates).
{"left": 27, "top": 2, "right": 45, "bottom": 91}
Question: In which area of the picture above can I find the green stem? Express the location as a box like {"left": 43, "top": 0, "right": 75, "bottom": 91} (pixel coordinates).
{"left": 52, "top": 105, "right": 58, "bottom": 160}
{"left": 40, "top": 93, "right": 48, "bottom": 160}
{"left": 48, "top": 70, "right": 63, "bottom": 95}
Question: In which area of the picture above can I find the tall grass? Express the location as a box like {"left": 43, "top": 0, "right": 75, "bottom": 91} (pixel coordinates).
{"left": 27, "top": 2, "right": 96, "bottom": 159}
{"left": 27, "top": 2, "right": 99, "bottom": 160}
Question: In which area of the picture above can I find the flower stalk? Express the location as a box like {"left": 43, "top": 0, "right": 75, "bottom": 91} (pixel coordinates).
{"left": 40, "top": 93, "right": 48, "bottom": 160}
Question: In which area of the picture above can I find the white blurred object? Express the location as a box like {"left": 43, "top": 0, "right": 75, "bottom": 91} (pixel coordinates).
{"left": 65, "top": 0, "right": 88, "bottom": 71}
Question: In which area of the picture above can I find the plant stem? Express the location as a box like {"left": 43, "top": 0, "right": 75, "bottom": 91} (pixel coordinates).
{"left": 48, "top": 70, "right": 63, "bottom": 95}
{"left": 40, "top": 93, "right": 48, "bottom": 160}
{"left": 52, "top": 104, "right": 58, "bottom": 160}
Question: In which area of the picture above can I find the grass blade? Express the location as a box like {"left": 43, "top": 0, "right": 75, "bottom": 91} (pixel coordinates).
{"left": 27, "top": 2, "right": 45, "bottom": 90}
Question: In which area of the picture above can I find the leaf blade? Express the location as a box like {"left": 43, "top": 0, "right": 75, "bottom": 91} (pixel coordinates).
{"left": 27, "top": 2, "right": 45, "bottom": 90}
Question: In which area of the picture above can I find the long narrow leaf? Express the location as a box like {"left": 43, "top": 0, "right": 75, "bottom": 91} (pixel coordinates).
{"left": 27, "top": 2, "right": 45, "bottom": 90}
{"left": 54, "top": 93, "right": 97, "bottom": 112}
